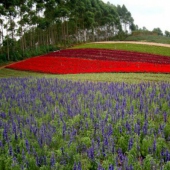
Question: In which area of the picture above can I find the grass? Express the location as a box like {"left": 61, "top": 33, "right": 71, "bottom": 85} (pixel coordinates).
{"left": 125, "top": 35, "right": 170, "bottom": 44}
{"left": 1, "top": 43, "right": 170, "bottom": 82}
{"left": 72, "top": 43, "right": 170, "bottom": 57}
{"left": 1, "top": 68, "right": 170, "bottom": 83}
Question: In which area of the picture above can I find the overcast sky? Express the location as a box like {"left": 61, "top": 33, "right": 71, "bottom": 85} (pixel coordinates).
{"left": 103, "top": 0, "right": 170, "bottom": 33}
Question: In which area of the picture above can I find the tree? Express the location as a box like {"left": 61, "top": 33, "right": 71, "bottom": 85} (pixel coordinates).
{"left": 117, "top": 4, "right": 134, "bottom": 33}
{"left": 152, "top": 28, "right": 163, "bottom": 36}
{"left": 142, "top": 26, "right": 148, "bottom": 31}
{"left": 130, "top": 23, "right": 137, "bottom": 31}
{"left": 0, "top": 0, "right": 136, "bottom": 61}
{"left": 165, "top": 30, "right": 170, "bottom": 37}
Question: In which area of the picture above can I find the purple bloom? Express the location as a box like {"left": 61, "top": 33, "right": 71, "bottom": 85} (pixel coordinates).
{"left": 16, "top": 146, "right": 20, "bottom": 153}
{"left": 142, "top": 121, "right": 148, "bottom": 135}
{"left": 108, "top": 125, "right": 113, "bottom": 136}
{"left": 22, "top": 149, "right": 25, "bottom": 160}
{"left": 104, "top": 136, "right": 108, "bottom": 147}
{"left": 3, "top": 125, "right": 8, "bottom": 141}
{"left": 125, "top": 121, "right": 131, "bottom": 133}
{"left": 50, "top": 153, "right": 55, "bottom": 167}
{"left": 126, "top": 165, "right": 133, "bottom": 170}
{"left": 153, "top": 140, "right": 156, "bottom": 152}
{"left": 108, "top": 164, "right": 114, "bottom": 170}
{"left": 87, "top": 147, "right": 94, "bottom": 160}
{"left": 25, "top": 139, "right": 30, "bottom": 153}
{"left": 36, "top": 156, "right": 41, "bottom": 167}
{"left": 73, "top": 162, "right": 77, "bottom": 170}
{"left": 9, "top": 145, "right": 13, "bottom": 156}
{"left": 129, "top": 105, "right": 134, "bottom": 115}
{"left": 164, "top": 112, "right": 167, "bottom": 122}
{"left": 77, "top": 162, "right": 82, "bottom": 170}
{"left": 165, "top": 150, "right": 169, "bottom": 162}
{"left": 102, "top": 144, "right": 106, "bottom": 157}
{"left": 97, "top": 164, "right": 104, "bottom": 170}
{"left": 62, "top": 123, "right": 67, "bottom": 138}
{"left": 0, "top": 112, "right": 6, "bottom": 119}
{"left": 117, "top": 148, "right": 124, "bottom": 165}
{"left": 20, "top": 130, "right": 23, "bottom": 138}
{"left": 128, "top": 138, "right": 133, "bottom": 151}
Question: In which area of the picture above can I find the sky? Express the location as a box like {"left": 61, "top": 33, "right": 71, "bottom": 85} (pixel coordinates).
{"left": 103, "top": 0, "right": 170, "bottom": 33}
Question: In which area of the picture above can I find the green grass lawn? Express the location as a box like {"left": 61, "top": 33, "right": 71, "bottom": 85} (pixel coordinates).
{"left": 72, "top": 43, "right": 170, "bottom": 57}
{"left": 1, "top": 68, "right": 170, "bottom": 83}
{"left": 1, "top": 42, "right": 170, "bottom": 82}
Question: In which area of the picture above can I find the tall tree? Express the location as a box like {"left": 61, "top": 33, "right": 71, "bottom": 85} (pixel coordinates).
{"left": 153, "top": 28, "right": 163, "bottom": 36}
{"left": 0, "top": 0, "right": 137, "bottom": 62}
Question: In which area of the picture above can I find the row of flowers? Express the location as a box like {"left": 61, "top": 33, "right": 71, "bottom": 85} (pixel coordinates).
{"left": 44, "top": 49, "right": 170, "bottom": 64}
{"left": 7, "top": 55, "right": 170, "bottom": 74}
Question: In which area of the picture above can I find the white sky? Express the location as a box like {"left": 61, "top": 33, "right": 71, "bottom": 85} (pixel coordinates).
{"left": 103, "top": 0, "right": 170, "bottom": 34}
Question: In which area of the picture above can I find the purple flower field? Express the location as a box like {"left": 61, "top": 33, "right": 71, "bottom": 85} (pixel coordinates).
{"left": 0, "top": 77, "right": 170, "bottom": 170}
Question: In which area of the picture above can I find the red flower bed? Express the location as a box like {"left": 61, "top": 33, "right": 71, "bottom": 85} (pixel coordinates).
{"left": 44, "top": 49, "right": 170, "bottom": 64}
{"left": 6, "top": 52, "right": 170, "bottom": 74}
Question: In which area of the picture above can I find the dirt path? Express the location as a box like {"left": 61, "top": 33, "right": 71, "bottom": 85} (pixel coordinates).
{"left": 94, "top": 41, "right": 170, "bottom": 48}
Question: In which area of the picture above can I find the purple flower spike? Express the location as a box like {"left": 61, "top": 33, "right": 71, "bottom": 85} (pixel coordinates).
{"left": 108, "top": 164, "right": 114, "bottom": 170}
{"left": 50, "top": 153, "right": 55, "bottom": 167}
{"left": 164, "top": 112, "right": 167, "bottom": 122}
{"left": 25, "top": 139, "right": 30, "bottom": 153}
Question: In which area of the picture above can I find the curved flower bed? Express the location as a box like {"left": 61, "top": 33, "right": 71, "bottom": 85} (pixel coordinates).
{"left": 6, "top": 49, "right": 170, "bottom": 74}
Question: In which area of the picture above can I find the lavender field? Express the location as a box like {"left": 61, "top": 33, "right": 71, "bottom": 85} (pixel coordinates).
{"left": 0, "top": 77, "right": 170, "bottom": 170}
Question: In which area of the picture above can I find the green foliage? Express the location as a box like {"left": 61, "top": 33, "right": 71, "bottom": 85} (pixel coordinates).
{"left": 79, "top": 137, "right": 91, "bottom": 147}
{"left": 118, "top": 136, "right": 129, "bottom": 152}
{"left": 0, "top": 54, "right": 7, "bottom": 62}
{"left": 143, "top": 155, "right": 156, "bottom": 170}
{"left": 164, "top": 124, "right": 170, "bottom": 140}
{"left": 141, "top": 137, "right": 153, "bottom": 157}
{"left": 164, "top": 161, "right": 170, "bottom": 170}
{"left": 0, "top": 157, "right": 6, "bottom": 170}
{"left": 156, "top": 138, "right": 166, "bottom": 157}
{"left": 0, "top": 45, "right": 59, "bottom": 62}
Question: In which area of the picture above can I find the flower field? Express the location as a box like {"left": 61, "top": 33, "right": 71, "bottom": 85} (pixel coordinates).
{"left": 6, "top": 49, "right": 170, "bottom": 74}
{"left": 0, "top": 78, "right": 170, "bottom": 169}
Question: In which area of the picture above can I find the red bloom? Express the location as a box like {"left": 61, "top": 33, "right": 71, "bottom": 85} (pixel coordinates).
{"left": 6, "top": 49, "right": 170, "bottom": 74}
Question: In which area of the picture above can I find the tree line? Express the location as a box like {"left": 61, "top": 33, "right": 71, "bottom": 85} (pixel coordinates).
{"left": 0, "top": 0, "right": 135, "bottom": 62}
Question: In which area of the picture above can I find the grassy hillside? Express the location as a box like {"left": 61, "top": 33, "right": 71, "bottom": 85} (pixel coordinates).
{"left": 125, "top": 35, "right": 170, "bottom": 44}
{"left": 1, "top": 42, "right": 170, "bottom": 82}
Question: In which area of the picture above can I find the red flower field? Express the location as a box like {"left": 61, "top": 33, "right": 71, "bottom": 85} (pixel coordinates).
{"left": 6, "top": 49, "right": 170, "bottom": 74}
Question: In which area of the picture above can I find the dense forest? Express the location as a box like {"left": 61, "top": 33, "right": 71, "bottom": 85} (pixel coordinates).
{"left": 0, "top": 0, "right": 135, "bottom": 62}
